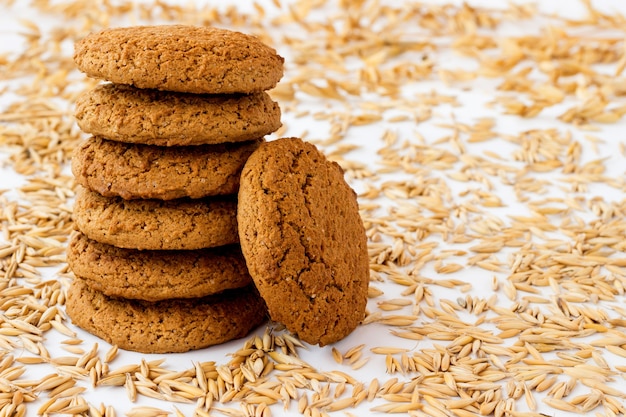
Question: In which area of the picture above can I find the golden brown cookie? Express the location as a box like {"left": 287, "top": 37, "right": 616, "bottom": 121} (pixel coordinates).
{"left": 72, "top": 136, "right": 263, "bottom": 200}
{"left": 237, "top": 138, "right": 369, "bottom": 346}
{"left": 73, "top": 186, "right": 238, "bottom": 250}
{"left": 74, "top": 25, "right": 284, "bottom": 94}
{"left": 74, "top": 84, "right": 281, "bottom": 146}
{"left": 66, "top": 279, "right": 267, "bottom": 354}
{"left": 67, "top": 232, "right": 252, "bottom": 301}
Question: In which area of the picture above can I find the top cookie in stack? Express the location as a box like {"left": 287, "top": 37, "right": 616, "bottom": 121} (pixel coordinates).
{"left": 74, "top": 25, "right": 283, "bottom": 95}
{"left": 66, "top": 25, "right": 284, "bottom": 354}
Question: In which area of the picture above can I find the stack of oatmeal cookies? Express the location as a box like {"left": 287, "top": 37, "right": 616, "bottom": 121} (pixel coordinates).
{"left": 65, "top": 25, "right": 283, "bottom": 354}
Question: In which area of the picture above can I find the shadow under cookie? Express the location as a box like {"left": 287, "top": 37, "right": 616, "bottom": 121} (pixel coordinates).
{"left": 67, "top": 232, "right": 252, "bottom": 302}
{"left": 66, "top": 279, "right": 267, "bottom": 354}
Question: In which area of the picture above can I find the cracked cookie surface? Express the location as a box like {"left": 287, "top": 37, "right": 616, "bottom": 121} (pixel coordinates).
{"left": 72, "top": 136, "right": 263, "bottom": 200}
{"left": 74, "top": 84, "right": 281, "bottom": 146}
{"left": 66, "top": 279, "right": 267, "bottom": 354}
{"left": 67, "top": 232, "right": 252, "bottom": 301}
{"left": 73, "top": 186, "right": 238, "bottom": 250}
{"left": 74, "top": 25, "right": 284, "bottom": 94}
{"left": 237, "top": 137, "right": 369, "bottom": 346}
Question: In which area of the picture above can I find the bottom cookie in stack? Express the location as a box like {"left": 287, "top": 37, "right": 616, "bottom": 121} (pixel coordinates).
{"left": 66, "top": 279, "right": 266, "bottom": 354}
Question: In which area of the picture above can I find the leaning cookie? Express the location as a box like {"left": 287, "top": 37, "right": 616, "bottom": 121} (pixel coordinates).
{"left": 72, "top": 136, "right": 263, "bottom": 200}
{"left": 73, "top": 186, "right": 238, "bottom": 250}
{"left": 67, "top": 232, "right": 252, "bottom": 301}
{"left": 75, "top": 84, "right": 281, "bottom": 146}
{"left": 66, "top": 279, "right": 267, "bottom": 354}
{"left": 237, "top": 137, "right": 370, "bottom": 346}
{"left": 74, "top": 25, "right": 284, "bottom": 94}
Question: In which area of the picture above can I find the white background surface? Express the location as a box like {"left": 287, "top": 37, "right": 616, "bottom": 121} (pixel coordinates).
{"left": 2, "top": 0, "right": 626, "bottom": 416}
